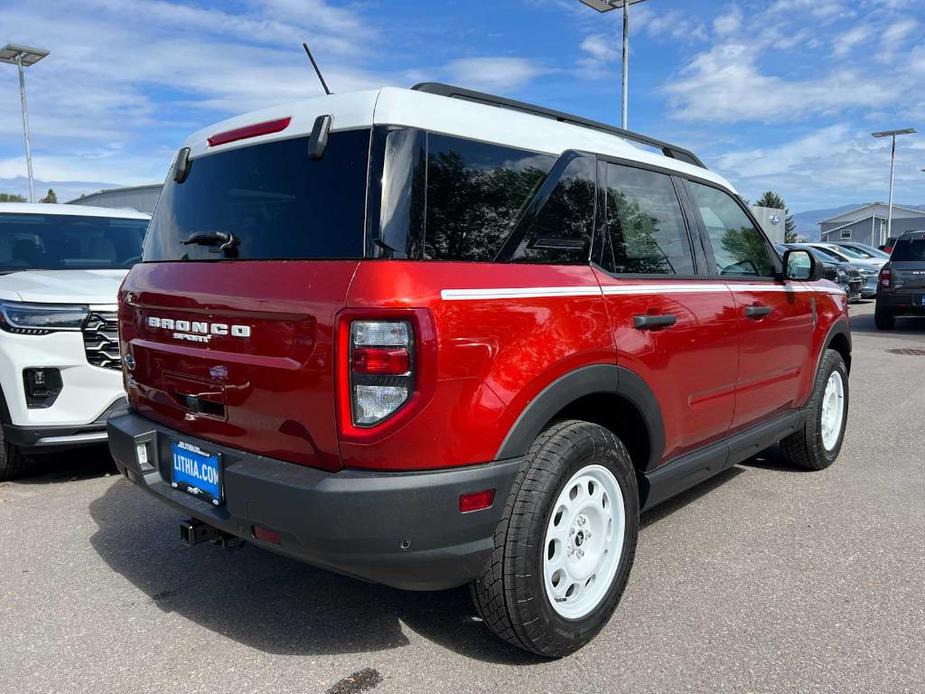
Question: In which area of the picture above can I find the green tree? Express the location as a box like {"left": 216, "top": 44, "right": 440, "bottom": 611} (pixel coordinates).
{"left": 756, "top": 190, "right": 797, "bottom": 242}
{"left": 0, "top": 193, "right": 26, "bottom": 202}
{"left": 39, "top": 188, "right": 58, "bottom": 203}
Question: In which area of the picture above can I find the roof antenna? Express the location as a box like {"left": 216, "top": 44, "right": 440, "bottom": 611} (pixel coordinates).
{"left": 302, "top": 41, "right": 332, "bottom": 95}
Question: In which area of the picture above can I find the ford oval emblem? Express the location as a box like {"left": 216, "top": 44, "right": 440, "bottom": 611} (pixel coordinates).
{"left": 769, "top": 215, "right": 782, "bottom": 225}
{"left": 123, "top": 353, "right": 136, "bottom": 370}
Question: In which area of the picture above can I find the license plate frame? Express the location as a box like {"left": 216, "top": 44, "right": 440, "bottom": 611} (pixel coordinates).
{"left": 170, "top": 440, "right": 223, "bottom": 506}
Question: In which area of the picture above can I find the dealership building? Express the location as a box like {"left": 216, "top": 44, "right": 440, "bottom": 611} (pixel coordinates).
{"left": 68, "top": 184, "right": 162, "bottom": 214}
{"left": 819, "top": 203, "right": 925, "bottom": 246}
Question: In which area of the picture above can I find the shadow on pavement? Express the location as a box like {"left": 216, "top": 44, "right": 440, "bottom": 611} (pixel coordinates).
{"left": 16, "top": 444, "right": 117, "bottom": 484}
{"left": 87, "top": 447, "right": 777, "bottom": 662}
{"left": 849, "top": 306, "right": 925, "bottom": 336}
{"left": 88, "top": 478, "right": 540, "bottom": 664}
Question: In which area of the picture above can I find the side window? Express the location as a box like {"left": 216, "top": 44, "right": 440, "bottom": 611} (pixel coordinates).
{"left": 510, "top": 155, "right": 596, "bottom": 264}
{"left": 685, "top": 181, "right": 774, "bottom": 277}
{"left": 424, "top": 134, "right": 554, "bottom": 261}
{"left": 601, "top": 163, "right": 693, "bottom": 275}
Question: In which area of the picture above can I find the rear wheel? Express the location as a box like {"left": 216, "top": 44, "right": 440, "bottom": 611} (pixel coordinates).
{"left": 780, "top": 349, "right": 848, "bottom": 470}
{"left": 470, "top": 420, "right": 639, "bottom": 658}
{"left": 875, "top": 307, "right": 895, "bottom": 330}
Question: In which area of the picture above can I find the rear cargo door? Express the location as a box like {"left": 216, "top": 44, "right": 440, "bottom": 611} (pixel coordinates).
{"left": 120, "top": 125, "right": 373, "bottom": 470}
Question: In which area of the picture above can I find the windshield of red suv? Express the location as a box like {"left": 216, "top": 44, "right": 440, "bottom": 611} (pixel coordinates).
{"left": 144, "top": 129, "right": 371, "bottom": 261}
{"left": 0, "top": 212, "right": 148, "bottom": 272}
{"left": 891, "top": 234, "right": 925, "bottom": 262}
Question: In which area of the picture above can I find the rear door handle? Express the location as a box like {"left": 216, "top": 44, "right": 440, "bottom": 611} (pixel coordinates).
{"left": 744, "top": 305, "right": 773, "bottom": 319}
{"left": 633, "top": 314, "right": 677, "bottom": 330}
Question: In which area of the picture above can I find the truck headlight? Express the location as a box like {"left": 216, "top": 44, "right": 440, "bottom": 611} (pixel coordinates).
{"left": 0, "top": 302, "right": 89, "bottom": 335}
{"left": 836, "top": 269, "right": 848, "bottom": 282}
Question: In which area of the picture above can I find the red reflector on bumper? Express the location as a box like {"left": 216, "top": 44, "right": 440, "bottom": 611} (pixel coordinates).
{"left": 252, "top": 525, "right": 282, "bottom": 544}
{"left": 459, "top": 489, "right": 495, "bottom": 513}
{"left": 208, "top": 117, "right": 291, "bottom": 147}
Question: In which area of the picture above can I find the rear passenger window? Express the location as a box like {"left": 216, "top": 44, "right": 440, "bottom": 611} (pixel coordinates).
{"left": 601, "top": 163, "right": 693, "bottom": 275}
{"left": 510, "top": 155, "right": 596, "bottom": 264}
{"left": 424, "top": 134, "right": 554, "bottom": 262}
{"left": 685, "top": 181, "right": 774, "bottom": 277}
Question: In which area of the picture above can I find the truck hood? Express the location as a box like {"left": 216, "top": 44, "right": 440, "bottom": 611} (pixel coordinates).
{"left": 0, "top": 269, "right": 127, "bottom": 305}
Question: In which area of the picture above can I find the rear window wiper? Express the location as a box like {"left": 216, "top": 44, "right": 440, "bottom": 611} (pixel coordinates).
{"left": 181, "top": 231, "right": 240, "bottom": 258}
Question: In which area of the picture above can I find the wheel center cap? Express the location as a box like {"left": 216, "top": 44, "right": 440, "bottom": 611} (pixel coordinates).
{"left": 575, "top": 531, "right": 585, "bottom": 547}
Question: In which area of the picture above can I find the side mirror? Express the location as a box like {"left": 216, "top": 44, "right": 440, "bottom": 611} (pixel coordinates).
{"left": 783, "top": 249, "right": 821, "bottom": 282}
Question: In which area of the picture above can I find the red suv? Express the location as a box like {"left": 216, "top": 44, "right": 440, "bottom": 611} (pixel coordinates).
{"left": 108, "top": 84, "right": 852, "bottom": 657}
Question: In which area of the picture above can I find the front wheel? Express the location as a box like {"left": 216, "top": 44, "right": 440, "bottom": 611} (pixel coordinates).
{"left": 0, "top": 431, "right": 31, "bottom": 481}
{"left": 780, "top": 349, "right": 849, "bottom": 470}
{"left": 470, "top": 420, "right": 639, "bottom": 657}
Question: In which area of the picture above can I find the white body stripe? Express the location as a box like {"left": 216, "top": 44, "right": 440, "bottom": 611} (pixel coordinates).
{"left": 440, "top": 286, "right": 602, "bottom": 301}
{"left": 441, "top": 283, "right": 844, "bottom": 301}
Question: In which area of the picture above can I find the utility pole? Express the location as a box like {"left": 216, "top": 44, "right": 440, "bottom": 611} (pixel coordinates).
{"left": 1, "top": 44, "right": 50, "bottom": 203}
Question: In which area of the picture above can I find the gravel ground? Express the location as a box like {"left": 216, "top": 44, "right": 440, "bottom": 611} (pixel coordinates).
{"left": 1, "top": 301, "right": 923, "bottom": 694}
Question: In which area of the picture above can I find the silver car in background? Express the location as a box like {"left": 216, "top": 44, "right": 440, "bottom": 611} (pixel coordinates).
{"left": 803, "top": 243, "right": 882, "bottom": 298}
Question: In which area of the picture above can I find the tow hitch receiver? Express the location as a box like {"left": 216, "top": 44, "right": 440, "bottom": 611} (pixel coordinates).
{"left": 179, "top": 518, "right": 245, "bottom": 549}
{"left": 179, "top": 518, "right": 221, "bottom": 546}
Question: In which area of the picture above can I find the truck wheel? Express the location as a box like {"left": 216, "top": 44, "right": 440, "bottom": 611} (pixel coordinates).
{"left": 874, "top": 308, "right": 895, "bottom": 330}
{"left": 470, "top": 420, "right": 639, "bottom": 658}
{"left": 0, "top": 430, "right": 30, "bottom": 481}
{"left": 780, "top": 349, "right": 848, "bottom": 470}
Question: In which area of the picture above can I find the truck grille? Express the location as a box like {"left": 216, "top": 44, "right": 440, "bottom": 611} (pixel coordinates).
{"left": 83, "top": 311, "right": 121, "bottom": 370}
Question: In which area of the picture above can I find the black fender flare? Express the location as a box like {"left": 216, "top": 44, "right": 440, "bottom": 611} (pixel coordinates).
{"left": 494, "top": 364, "right": 665, "bottom": 470}
{"left": 820, "top": 317, "right": 852, "bottom": 372}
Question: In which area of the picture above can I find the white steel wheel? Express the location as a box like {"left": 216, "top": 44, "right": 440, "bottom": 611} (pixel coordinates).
{"left": 820, "top": 370, "right": 845, "bottom": 452}
{"left": 543, "top": 464, "right": 626, "bottom": 620}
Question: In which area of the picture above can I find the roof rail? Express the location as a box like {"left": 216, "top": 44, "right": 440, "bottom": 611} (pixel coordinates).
{"left": 411, "top": 82, "right": 707, "bottom": 170}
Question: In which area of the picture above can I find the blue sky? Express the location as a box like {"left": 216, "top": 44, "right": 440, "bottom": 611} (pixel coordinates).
{"left": 0, "top": 0, "right": 921, "bottom": 213}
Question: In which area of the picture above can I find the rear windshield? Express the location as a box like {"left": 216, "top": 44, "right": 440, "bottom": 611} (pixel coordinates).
{"left": 892, "top": 235, "right": 925, "bottom": 262}
{"left": 144, "top": 129, "right": 371, "bottom": 261}
{"left": 0, "top": 212, "right": 147, "bottom": 271}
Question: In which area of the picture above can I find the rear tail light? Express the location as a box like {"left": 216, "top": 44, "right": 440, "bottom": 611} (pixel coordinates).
{"left": 349, "top": 320, "right": 413, "bottom": 426}
{"left": 336, "top": 309, "right": 437, "bottom": 445}
{"left": 879, "top": 266, "right": 892, "bottom": 288}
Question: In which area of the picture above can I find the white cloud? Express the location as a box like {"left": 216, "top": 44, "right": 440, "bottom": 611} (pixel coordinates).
{"left": 580, "top": 34, "right": 617, "bottom": 63}
{"left": 883, "top": 17, "right": 918, "bottom": 42}
{"left": 713, "top": 125, "right": 895, "bottom": 208}
{"left": 634, "top": 6, "right": 709, "bottom": 43}
{"left": 665, "top": 43, "right": 897, "bottom": 123}
{"left": 833, "top": 24, "right": 872, "bottom": 57}
{"left": 713, "top": 5, "right": 743, "bottom": 37}
{"left": 444, "top": 57, "right": 545, "bottom": 91}
{"left": 0, "top": 0, "right": 410, "bottom": 186}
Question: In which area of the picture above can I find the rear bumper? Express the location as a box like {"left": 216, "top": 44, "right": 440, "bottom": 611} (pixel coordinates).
{"left": 107, "top": 411, "right": 524, "bottom": 591}
{"left": 876, "top": 292, "right": 925, "bottom": 314}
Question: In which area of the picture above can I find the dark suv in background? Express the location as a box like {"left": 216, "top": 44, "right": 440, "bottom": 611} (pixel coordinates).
{"left": 876, "top": 230, "right": 925, "bottom": 329}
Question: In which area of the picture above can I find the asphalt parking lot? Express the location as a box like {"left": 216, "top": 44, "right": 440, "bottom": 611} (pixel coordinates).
{"left": 1, "top": 301, "right": 923, "bottom": 694}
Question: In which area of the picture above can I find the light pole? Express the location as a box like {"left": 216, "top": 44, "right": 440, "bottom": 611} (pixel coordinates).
{"left": 0, "top": 44, "right": 50, "bottom": 203}
{"left": 578, "top": 0, "right": 649, "bottom": 130}
{"left": 871, "top": 128, "right": 915, "bottom": 246}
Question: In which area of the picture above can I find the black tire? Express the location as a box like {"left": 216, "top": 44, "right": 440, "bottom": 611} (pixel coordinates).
{"left": 780, "top": 349, "right": 849, "bottom": 470}
{"left": 0, "top": 427, "right": 30, "bottom": 481}
{"left": 874, "top": 307, "right": 895, "bottom": 330}
{"left": 470, "top": 420, "right": 639, "bottom": 658}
